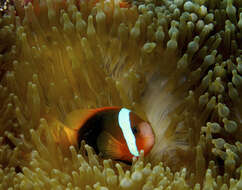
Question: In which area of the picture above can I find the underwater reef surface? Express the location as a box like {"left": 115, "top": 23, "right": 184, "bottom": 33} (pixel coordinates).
{"left": 0, "top": 0, "right": 242, "bottom": 189}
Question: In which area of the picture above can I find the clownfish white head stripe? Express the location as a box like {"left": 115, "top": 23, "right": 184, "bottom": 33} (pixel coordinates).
{"left": 118, "top": 108, "right": 139, "bottom": 157}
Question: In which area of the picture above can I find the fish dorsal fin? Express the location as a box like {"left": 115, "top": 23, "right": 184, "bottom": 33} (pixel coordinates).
{"left": 65, "top": 107, "right": 121, "bottom": 130}
{"left": 65, "top": 109, "right": 95, "bottom": 130}
{"left": 97, "top": 131, "right": 124, "bottom": 159}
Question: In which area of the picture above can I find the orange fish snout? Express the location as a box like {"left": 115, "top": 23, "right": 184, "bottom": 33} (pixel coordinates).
{"left": 135, "top": 121, "right": 155, "bottom": 156}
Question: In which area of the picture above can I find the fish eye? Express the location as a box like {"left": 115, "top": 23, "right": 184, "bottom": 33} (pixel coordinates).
{"left": 132, "top": 126, "right": 138, "bottom": 135}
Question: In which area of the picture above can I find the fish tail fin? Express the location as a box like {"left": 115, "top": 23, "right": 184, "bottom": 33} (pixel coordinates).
{"left": 44, "top": 112, "right": 78, "bottom": 147}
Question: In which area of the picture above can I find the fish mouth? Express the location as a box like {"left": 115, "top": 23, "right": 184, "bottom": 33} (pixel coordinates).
{"left": 138, "top": 135, "right": 155, "bottom": 155}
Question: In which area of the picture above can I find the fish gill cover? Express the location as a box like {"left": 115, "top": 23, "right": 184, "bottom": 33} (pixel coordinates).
{"left": 0, "top": 0, "right": 241, "bottom": 189}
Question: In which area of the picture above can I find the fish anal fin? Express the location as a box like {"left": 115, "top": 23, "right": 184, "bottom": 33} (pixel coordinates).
{"left": 97, "top": 131, "right": 123, "bottom": 159}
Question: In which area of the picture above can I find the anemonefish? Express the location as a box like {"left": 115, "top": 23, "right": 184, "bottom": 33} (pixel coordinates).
{"left": 55, "top": 107, "right": 155, "bottom": 162}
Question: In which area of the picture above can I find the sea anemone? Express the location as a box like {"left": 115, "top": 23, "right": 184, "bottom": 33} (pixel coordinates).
{"left": 0, "top": 0, "right": 241, "bottom": 189}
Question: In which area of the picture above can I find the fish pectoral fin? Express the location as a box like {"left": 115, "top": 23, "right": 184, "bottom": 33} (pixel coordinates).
{"left": 97, "top": 131, "right": 123, "bottom": 159}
